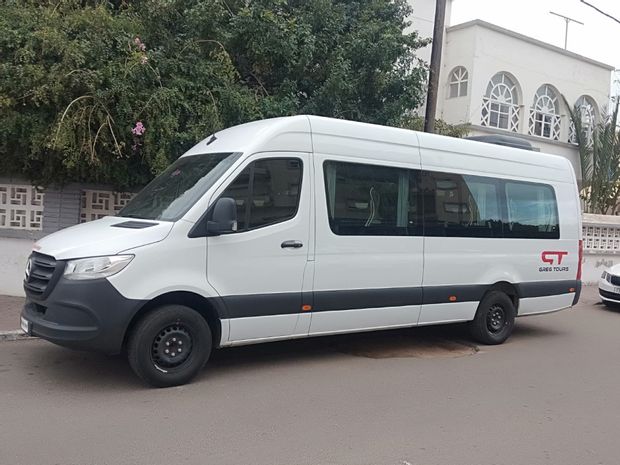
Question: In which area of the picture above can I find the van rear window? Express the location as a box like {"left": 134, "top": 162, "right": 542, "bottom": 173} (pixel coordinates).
{"left": 504, "top": 181, "right": 559, "bottom": 239}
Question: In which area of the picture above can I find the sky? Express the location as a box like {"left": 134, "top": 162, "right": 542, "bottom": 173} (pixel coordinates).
{"left": 450, "top": 0, "right": 620, "bottom": 93}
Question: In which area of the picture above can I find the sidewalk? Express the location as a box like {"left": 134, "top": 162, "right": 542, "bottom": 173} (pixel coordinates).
{"left": 0, "top": 295, "right": 25, "bottom": 337}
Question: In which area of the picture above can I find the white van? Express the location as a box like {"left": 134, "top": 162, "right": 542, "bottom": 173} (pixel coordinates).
{"left": 21, "top": 116, "right": 582, "bottom": 387}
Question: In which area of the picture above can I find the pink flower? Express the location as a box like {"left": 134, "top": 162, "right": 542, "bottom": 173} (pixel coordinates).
{"left": 134, "top": 37, "right": 146, "bottom": 52}
{"left": 132, "top": 121, "right": 145, "bottom": 136}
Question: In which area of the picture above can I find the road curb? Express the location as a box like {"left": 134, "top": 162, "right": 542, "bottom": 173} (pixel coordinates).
{"left": 0, "top": 330, "right": 34, "bottom": 341}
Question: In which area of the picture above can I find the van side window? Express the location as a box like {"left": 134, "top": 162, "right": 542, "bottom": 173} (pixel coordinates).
{"left": 323, "top": 161, "right": 421, "bottom": 236}
{"left": 422, "top": 171, "right": 502, "bottom": 238}
{"left": 219, "top": 158, "right": 302, "bottom": 232}
{"left": 505, "top": 181, "right": 559, "bottom": 239}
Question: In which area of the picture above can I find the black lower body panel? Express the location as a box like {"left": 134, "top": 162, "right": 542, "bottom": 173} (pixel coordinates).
{"left": 21, "top": 278, "right": 146, "bottom": 354}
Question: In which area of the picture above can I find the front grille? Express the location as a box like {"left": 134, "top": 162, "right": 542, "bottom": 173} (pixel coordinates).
{"left": 24, "top": 252, "right": 59, "bottom": 297}
{"left": 600, "top": 288, "right": 620, "bottom": 300}
{"left": 610, "top": 274, "right": 620, "bottom": 286}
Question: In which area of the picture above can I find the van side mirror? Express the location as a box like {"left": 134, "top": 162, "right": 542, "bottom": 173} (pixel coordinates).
{"left": 206, "top": 197, "right": 238, "bottom": 236}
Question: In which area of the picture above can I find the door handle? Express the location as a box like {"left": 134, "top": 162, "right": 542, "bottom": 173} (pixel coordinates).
{"left": 281, "top": 240, "right": 303, "bottom": 249}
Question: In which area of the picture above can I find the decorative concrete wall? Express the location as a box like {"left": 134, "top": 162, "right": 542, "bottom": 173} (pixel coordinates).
{"left": 42, "top": 187, "right": 82, "bottom": 236}
{"left": 0, "top": 183, "right": 44, "bottom": 231}
{"left": 0, "top": 179, "right": 135, "bottom": 296}
{"left": 581, "top": 213, "right": 620, "bottom": 285}
{"left": 80, "top": 190, "right": 135, "bottom": 223}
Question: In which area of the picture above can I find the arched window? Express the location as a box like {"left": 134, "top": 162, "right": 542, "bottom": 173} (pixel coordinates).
{"left": 481, "top": 72, "right": 520, "bottom": 132}
{"left": 528, "top": 85, "right": 561, "bottom": 140}
{"left": 448, "top": 66, "right": 468, "bottom": 98}
{"left": 569, "top": 96, "right": 597, "bottom": 145}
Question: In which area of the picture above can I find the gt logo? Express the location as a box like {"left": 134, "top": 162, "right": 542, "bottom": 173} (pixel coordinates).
{"left": 541, "top": 251, "right": 568, "bottom": 265}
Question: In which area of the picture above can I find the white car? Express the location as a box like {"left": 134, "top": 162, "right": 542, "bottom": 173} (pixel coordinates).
{"left": 599, "top": 267, "right": 620, "bottom": 306}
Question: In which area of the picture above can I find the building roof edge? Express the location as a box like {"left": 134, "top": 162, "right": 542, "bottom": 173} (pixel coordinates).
{"left": 446, "top": 19, "right": 615, "bottom": 71}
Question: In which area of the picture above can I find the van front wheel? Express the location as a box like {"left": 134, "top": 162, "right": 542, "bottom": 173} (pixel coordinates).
{"left": 469, "top": 291, "right": 516, "bottom": 345}
{"left": 127, "top": 305, "right": 212, "bottom": 387}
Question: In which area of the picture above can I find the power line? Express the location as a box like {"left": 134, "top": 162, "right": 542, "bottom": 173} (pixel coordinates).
{"left": 580, "top": 0, "right": 620, "bottom": 25}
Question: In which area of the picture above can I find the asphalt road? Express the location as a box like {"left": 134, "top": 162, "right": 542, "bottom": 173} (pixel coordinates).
{"left": 1, "top": 286, "right": 620, "bottom": 465}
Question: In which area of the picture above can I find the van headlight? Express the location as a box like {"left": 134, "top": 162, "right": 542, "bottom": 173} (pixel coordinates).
{"left": 64, "top": 255, "right": 134, "bottom": 280}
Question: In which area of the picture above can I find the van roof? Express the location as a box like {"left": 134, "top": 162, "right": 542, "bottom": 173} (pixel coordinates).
{"left": 182, "top": 115, "right": 575, "bottom": 183}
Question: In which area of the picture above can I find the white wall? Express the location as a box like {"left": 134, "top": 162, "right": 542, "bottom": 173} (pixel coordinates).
{"left": 463, "top": 22, "right": 610, "bottom": 126}
{"left": 438, "top": 26, "right": 476, "bottom": 124}
{"left": 0, "top": 238, "right": 33, "bottom": 297}
{"left": 438, "top": 20, "right": 613, "bottom": 180}
{"left": 407, "top": 0, "right": 453, "bottom": 65}
{"left": 583, "top": 254, "right": 614, "bottom": 285}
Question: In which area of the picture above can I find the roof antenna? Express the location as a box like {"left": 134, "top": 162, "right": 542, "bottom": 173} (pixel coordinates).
{"left": 206, "top": 134, "right": 217, "bottom": 146}
{"left": 549, "top": 11, "right": 584, "bottom": 49}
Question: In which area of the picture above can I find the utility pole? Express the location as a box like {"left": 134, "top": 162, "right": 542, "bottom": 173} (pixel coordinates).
{"left": 424, "top": 0, "right": 447, "bottom": 133}
{"left": 549, "top": 11, "right": 584, "bottom": 49}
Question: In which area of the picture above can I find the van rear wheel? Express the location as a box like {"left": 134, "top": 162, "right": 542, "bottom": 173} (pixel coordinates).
{"left": 469, "top": 291, "right": 515, "bottom": 345}
{"left": 127, "top": 305, "right": 212, "bottom": 387}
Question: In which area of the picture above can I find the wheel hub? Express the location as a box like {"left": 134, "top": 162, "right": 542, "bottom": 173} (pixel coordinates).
{"left": 486, "top": 305, "right": 506, "bottom": 333}
{"left": 152, "top": 325, "right": 192, "bottom": 368}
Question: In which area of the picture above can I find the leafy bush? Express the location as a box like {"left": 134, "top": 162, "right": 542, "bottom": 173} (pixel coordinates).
{"left": 0, "top": 0, "right": 429, "bottom": 188}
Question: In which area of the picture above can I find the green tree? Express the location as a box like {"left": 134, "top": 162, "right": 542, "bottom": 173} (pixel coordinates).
{"left": 0, "top": 0, "right": 429, "bottom": 188}
{"left": 567, "top": 97, "right": 620, "bottom": 214}
{"left": 227, "top": 0, "right": 429, "bottom": 123}
{"left": 398, "top": 114, "right": 469, "bottom": 138}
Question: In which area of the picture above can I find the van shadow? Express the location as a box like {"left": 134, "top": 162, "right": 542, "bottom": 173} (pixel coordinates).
{"left": 21, "top": 324, "right": 479, "bottom": 390}
{"left": 21, "top": 319, "right": 562, "bottom": 390}
{"left": 16, "top": 340, "right": 140, "bottom": 391}
{"left": 206, "top": 323, "right": 479, "bottom": 379}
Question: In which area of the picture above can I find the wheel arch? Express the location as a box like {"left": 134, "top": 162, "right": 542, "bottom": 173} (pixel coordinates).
{"left": 123, "top": 291, "right": 225, "bottom": 351}
{"left": 486, "top": 281, "right": 520, "bottom": 313}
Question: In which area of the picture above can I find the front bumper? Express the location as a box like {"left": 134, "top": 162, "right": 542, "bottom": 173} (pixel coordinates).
{"left": 21, "top": 278, "right": 146, "bottom": 354}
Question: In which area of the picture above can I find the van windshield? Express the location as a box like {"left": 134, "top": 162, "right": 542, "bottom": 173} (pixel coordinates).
{"left": 119, "top": 152, "right": 240, "bottom": 221}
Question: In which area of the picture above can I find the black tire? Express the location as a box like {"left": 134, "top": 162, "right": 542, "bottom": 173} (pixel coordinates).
{"left": 603, "top": 300, "right": 620, "bottom": 308}
{"left": 469, "top": 291, "right": 516, "bottom": 345}
{"left": 127, "top": 305, "right": 212, "bottom": 387}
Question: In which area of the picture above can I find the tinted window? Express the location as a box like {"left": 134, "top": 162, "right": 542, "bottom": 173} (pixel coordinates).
{"left": 119, "top": 152, "right": 240, "bottom": 221}
{"left": 422, "top": 171, "right": 502, "bottom": 237}
{"left": 218, "top": 158, "right": 302, "bottom": 232}
{"left": 324, "top": 161, "right": 421, "bottom": 236}
{"left": 505, "top": 181, "right": 559, "bottom": 239}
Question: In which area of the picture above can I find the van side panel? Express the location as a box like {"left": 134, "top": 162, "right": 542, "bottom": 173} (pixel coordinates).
{"left": 308, "top": 120, "right": 425, "bottom": 334}
{"left": 418, "top": 142, "right": 579, "bottom": 323}
{"left": 416, "top": 131, "right": 573, "bottom": 184}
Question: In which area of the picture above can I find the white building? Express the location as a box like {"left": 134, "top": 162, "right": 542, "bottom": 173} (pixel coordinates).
{"left": 408, "top": 2, "right": 614, "bottom": 181}
{"left": 406, "top": 0, "right": 452, "bottom": 64}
